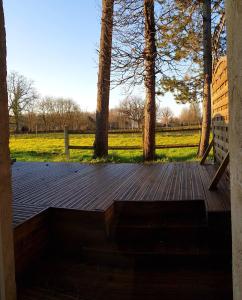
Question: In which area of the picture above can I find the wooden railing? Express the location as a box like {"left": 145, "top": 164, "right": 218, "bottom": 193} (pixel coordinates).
{"left": 68, "top": 125, "right": 201, "bottom": 135}
{"left": 64, "top": 126, "right": 199, "bottom": 159}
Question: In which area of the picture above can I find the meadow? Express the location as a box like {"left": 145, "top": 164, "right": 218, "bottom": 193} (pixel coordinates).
{"left": 9, "top": 131, "right": 204, "bottom": 163}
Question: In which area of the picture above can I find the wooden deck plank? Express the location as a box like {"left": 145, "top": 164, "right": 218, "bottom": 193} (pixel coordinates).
{"left": 116, "top": 165, "right": 151, "bottom": 201}
{"left": 98, "top": 164, "right": 144, "bottom": 208}
{"left": 132, "top": 164, "right": 162, "bottom": 201}
{"left": 91, "top": 165, "right": 142, "bottom": 210}
{"left": 169, "top": 163, "right": 183, "bottom": 201}
{"left": 12, "top": 162, "right": 230, "bottom": 227}
{"left": 190, "top": 163, "right": 205, "bottom": 200}
{"left": 17, "top": 166, "right": 104, "bottom": 207}
{"left": 142, "top": 164, "right": 169, "bottom": 201}
{"left": 198, "top": 164, "right": 230, "bottom": 213}
{"left": 13, "top": 203, "right": 47, "bottom": 227}
{"left": 180, "top": 163, "right": 191, "bottom": 201}
{"left": 154, "top": 163, "right": 174, "bottom": 200}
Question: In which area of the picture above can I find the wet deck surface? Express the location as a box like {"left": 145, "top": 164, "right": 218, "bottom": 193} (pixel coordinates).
{"left": 12, "top": 162, "right": 230, "bottom": 227}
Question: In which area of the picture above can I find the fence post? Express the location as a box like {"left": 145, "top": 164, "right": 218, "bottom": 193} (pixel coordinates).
{"left": 64, "top": 126, "right": 70, "bottom": 160}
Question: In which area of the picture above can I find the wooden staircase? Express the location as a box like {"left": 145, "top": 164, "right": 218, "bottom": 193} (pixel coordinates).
{"left": 18, "top": 199, "right": 233, "bottom": 300}
{"left": 82, "top": 200, "right": 231, "bottom": 269}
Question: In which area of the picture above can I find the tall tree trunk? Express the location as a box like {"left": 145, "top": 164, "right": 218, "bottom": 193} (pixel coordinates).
{"left": 94, "top": 0, "right": 114, "bottom": 158}
{"left": 0, "top": 1, "right": 16, "bottom": 299}
{"left": 198, "top": 0, "right": 212, "bottom": 157}
{"left": 143, "top": 0, "right": 157, "bottom": 161}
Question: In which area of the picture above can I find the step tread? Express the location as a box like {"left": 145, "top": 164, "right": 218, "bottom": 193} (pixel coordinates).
{"left": 82, "top": 241, "right": 230, "bottom": 257}
{"left": 116, "top": 220, "right": 208, "bottom": 229}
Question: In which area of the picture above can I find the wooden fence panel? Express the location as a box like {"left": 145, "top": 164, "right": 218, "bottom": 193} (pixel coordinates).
{"left": 212, "top": 57, "right": 229, "bottom": 165}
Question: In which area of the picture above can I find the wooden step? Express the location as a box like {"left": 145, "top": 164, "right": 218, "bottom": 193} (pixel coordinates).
{"left": 115, "top": 223, "right": 208, "bottom": 245}
{"left": 81, "top": 240, "right": 231, "bottom": 269}
{"left": 114, "top": 200, "right": 206, "bottom": 219}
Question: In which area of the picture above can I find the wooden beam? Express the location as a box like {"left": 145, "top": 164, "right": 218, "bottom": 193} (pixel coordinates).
{"left": 208, "top": 152, "right": 229, "bottom": 191}
{"left": 156, "top": 144, "right": 199, "bottom": 149}
{"left": 0, "top": 1, "right": 16, "bottom": 299}
{"left": 64, "top": 126, "right": 70, "bottom": 160}
{"left": 226, "top": 1, "right": 242, "bottom": 297}
{"left": 68, "top": 144, "right": 199, "bottom": 151}
{"left": 200, "top": 138, "right": 214, "bottom": 165}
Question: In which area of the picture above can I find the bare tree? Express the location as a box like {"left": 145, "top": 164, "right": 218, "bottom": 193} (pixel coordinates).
{"left": 38, "top": 97, "right": 82, "bottom": 131}
{"left": 112, "top": 0, "right": 187, "bottom": 90}
{"left": 94, "top": 0, "right": 114, "bottom": 158}
{"left": 8, "top": 71, "right": 38, "bottom": 132}
{"left": 112, "top": 0, "right": 144, "bottom": 88}
{"left": 179, "top": 103, "right": 201, "bottom": 125}
{"left": 109, "top": 108, "right": 131, "bottom": 129}
{"left": 0, "top": 0, "right": 16, "bottom": 297}
{"left": 119, "top": 96, "right": 144, "bottom": 129}
{"left": 143, "top": 0, "right": 157, "bottom": 161}
{"left": 159, "top": 106, "right": 174, "bottom": 127}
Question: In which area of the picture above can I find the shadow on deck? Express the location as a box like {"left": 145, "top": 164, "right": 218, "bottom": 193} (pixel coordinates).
{"left": 12, "top": 162, "right": 232, "bottom": 300}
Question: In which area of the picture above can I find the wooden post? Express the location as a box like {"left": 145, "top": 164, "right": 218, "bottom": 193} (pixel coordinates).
{"left": 64, "top": 126, "right": 70, "bottom": 160}
{"left": 0, "top": 1, "right": 16, "bottom": 298}
{"left": 226, "top": 1, "right": 242, "bottom": 298}
{"left": 200, "top": 138, "right": 214, "bottom": 165}
{"left": 208, "top": 152, "right": 229, "bottom": 190}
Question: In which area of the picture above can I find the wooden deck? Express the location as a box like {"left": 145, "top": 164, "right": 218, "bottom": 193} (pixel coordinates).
{"left": 13, "top": 162, "right": 232, "bottom": 299}
{"left": 12, "top": 161, "right": 230, "bottom": 228}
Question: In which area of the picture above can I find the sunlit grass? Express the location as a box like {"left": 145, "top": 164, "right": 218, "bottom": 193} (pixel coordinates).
{"left": 10, "top": 131, "right": 203, "bottom": 163}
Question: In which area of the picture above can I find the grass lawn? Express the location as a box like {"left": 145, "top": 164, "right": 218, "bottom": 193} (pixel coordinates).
{"left": 10, "top": 131, "right": 202, "bottom": 163}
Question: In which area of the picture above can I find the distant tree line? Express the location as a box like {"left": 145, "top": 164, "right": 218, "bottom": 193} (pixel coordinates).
{"left": 8, "top": 70, "right": 201, "bottom": 134}
{"left": 8, "top": 71, "right": 96, "bottom": 133}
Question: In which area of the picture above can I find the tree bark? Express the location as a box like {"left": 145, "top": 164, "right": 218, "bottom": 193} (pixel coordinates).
{"left": 143, "top": 0, "right": 157, "bottom": 161}
{"left": 0, "top": 1, "right": 17, "bottom": 299}
{"left": 198, "top": 0, "right": 212, "bottom": 157}
{"left": 94, "top": 0, "right": 114, "bottom": 158}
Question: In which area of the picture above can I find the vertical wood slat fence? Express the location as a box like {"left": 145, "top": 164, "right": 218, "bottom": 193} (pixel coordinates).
{"left": 211, "top": 56, "right": 229, "bottom": 165}
{"left": 64, "top": 126, "right": 199, "bottom": 159}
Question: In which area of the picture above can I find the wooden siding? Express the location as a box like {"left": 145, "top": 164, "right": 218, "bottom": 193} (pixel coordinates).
{"left": 212, "top": 57, "right": 229, "bottom": 164}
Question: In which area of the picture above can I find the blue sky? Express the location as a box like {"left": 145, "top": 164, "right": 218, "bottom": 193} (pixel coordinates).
{"left": 4, "top": 0, "right": 188, "bottom": 115}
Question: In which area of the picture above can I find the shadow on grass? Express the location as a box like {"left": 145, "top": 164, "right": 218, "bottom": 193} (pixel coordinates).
{"left": 78, "top": 153, "right": 143, "bottom": 163}
{"left": 11, "top": 149, "right": 202, "bottom": 164}
{"left": 156, "top": 152, "right": 198, "bottom": 162}
{"left": 107, "top": 153, "right": 143, "bottom": 163}
{"left": 11, "top": 151, "right": 62, "bottom": 162}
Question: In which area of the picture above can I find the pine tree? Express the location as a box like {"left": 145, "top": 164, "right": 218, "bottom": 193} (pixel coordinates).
{"left": 143, "top": 0, "right": 157, "bottom": 160}
{"left": 94, "top": 0, "right": 114, "bottom": 158}
{"left": 156, "top": 0, "right": 226, "bottom": 156}
{"left": 198, "top": 0, "right": 213, "bottom": 157}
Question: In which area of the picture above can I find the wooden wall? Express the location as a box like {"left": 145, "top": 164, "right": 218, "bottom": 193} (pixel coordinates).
{"left": 211, "top": 56, "right": 229, "bottom": 164}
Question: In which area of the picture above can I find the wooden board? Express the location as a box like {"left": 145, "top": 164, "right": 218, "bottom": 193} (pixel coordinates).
{"left": 12, "top": 162, "right": 230, "bottom": 228}
{"left": 211, "top": 57, "right": 229, "bottom": 165}
{"left": 12, "top": 162, "right": 231, "bottom": 286}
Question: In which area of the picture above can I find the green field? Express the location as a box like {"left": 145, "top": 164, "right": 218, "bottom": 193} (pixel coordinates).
{"left": 10, "top": 132, "right": 202, "bottom": 163}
